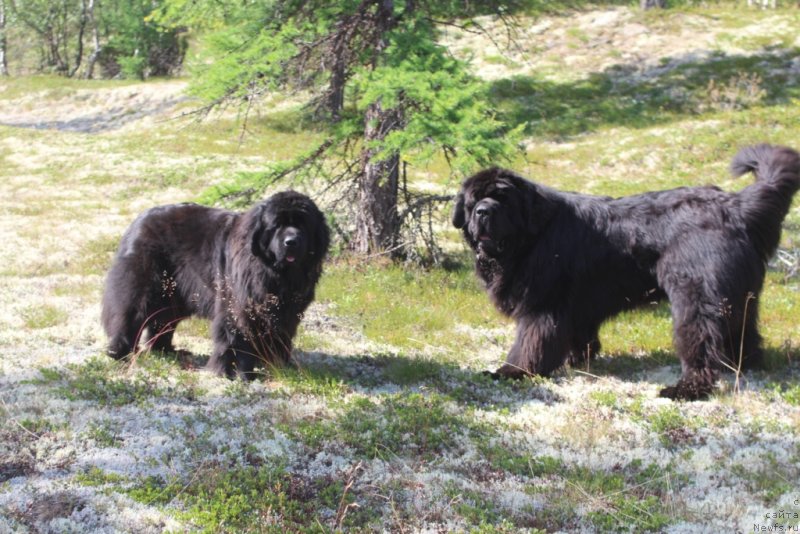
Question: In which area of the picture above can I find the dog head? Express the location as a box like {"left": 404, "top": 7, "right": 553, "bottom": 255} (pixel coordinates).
{"left": 452, "top": 167, "right": 554, "bottom": 257}
{"left": 250, "top": 191, "right": 330, "bottom": 270}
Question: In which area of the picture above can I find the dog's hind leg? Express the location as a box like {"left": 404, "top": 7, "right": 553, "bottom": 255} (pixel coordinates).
{"left": 656, "top": 234, "right": 774, "bottom": 400}
{"left": 145, "top": 315, "right": 178, "bottom": 353}
{"left": 659, "top": 275, "right": 728, "bottom": 400}
{"left": 103, "top": 244, "right": 179, "bottom": 360}
{"left": 141, "top": 267, "right": 188, "bottom": 353}
{"left": 736, "top": 301, "right": 764, "bottom": 371}
{"left": 722, "top": 283, "right": 764, "bottom": 371}
{"left": 143, "top": 300, "right": 185, "bottom": 354}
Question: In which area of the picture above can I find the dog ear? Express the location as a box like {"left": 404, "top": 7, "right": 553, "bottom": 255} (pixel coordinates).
{"left": 311, "top": 206, "right": 331, "bottom": 260}
{"left": 516, "top": 175, "right": 555, "bottom": 235}
{"left": 497, "top": 169, "right": 556, "bottom": 235}
{"left": 452, "top": 192, "right": 466, "bottom": 229}
{"left": 249, "top": 204, "right": 274, "bottom": 261}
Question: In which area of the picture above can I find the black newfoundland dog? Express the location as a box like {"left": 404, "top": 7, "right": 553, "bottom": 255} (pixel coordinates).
{"left": 453, "top": 144, "right": 800, "bottom": 400}
{"left": 101, "top": 191, "right": 330, "bottom": 379}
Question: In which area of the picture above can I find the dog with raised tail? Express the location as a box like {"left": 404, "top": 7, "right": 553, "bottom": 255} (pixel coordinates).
{"left": 453, "top": 144, "right": 800, "bottom": 400}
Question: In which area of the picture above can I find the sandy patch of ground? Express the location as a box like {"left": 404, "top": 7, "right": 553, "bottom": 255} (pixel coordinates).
{"left": 0, "top": 80, "right": 189, "bottom": 133}
{"left": 444, "top": 7, "right": 800, "bottom": 82}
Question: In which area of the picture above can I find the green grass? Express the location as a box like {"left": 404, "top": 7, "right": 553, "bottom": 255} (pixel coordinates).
{"left": 120, "top": 464, "right": 380, "bottom": 532}
{"left": 272, "top": 363, "right": 351, "bottom": 398}
{"left": 317, "top": 259, "right": 509, "bottom": 356}
{"left": 377, "top": 353, "right": 443, "bottom": 385}
{"left": 21, "top": 304, "right": 68, "bottom": 329}
{"left": 292, "top": 391, "right": 473, "bottom": 460}
{"left": 43, "top": 355, "right": 205, "bottom": 407}
{"left": 52, "top": 279, "right": 98, "bottom": 299}
{"left": 82, "top": 419, "right": 124, "bottom": 447}
{"left": 16, "top": 417, "right": 59, "bottom": 435}
{"left": 769, "top": 383, "right": 800, "bottom": 406}
{"left": 598, "top": 303, "right": 674, "bottom": 357}
{"left": 561, "top": 462, "right": 680, "bottom": 531}
{"left": 0, "top": 74, "right": 142, "bottom": 100}
{"left": 479, "top": 442, "right": 564, "bottom": 479}
{"left": 479, "top": 432, "right": 685, "bottom": 529}
{"left": 489, "top": 47, "right": 800, "bottom": 141}
{"left": 730, "top": 452, "right": 800, "bottom": 505}
{"left": 70, "top": 235, "right": 120, "bottom": 276}
{"left": 647, "top": 405, "right": 699, "bottom": 447}
{"left": 443, "top": 481, "right": 507, "bottom": 526}
{"left": 75, "top": 466, "right": 128, "bottom": 487}
{"left": 589, "top": 389, "right": 621, "bottom": 409}
{"left": 54, "top": 358, "right": 163, "bottom": 407}
{"left": 118, "top": 113, "right": 324, "bottom": 163}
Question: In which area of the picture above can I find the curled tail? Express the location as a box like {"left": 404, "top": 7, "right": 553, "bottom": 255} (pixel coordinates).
{"left": 732, "top": 144, "right": 800, "bottom": 259}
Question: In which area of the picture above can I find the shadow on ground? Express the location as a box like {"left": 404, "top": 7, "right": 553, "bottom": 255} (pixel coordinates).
{"left": 490, "top": 47, "right": 800, "bottom": 138}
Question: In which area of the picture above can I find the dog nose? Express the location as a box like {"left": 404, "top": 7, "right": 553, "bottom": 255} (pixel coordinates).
{"left": 284, "top": 236, "right": 298, "bottom": 248}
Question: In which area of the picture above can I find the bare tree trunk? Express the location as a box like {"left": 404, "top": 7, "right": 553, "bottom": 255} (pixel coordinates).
{"left": 9, "top": 0, "right": 73, "bottom": 75}
{"left": 323, "top": 0, "right": 371, "bottom": 121}
{"left": 57, "top": 0, "right": 70, "bottom": 74}
{"left": 47, "top": 29, "right": 68, "bottom": 74}
{"left": 327, "top": 53, "right": 346, "bottom": 120}
{"left": 68, "top": 0, "right": 88, "bottom": 77}
{"left": 354, "top": 99, "right": 402, "bottom": 254}
{"left": 0, "top": 0, "right": 8, "bottom": 76}
{"left": 352, "top": 0, "right": 404, "bottom": 255}
{"left": 83, "top": 0, "right": 99, "bottom": 79}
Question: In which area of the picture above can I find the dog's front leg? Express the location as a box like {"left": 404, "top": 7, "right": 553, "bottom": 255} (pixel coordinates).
{"left": 231, "top": 340, "right": 258, "bottom": 380}
{"left": 207, "top": 337, "right": 259, "bottom": 380}
{"left": 491, "top": 313, "right": 569, "bottom": 379}
{"left": 205, "top": 313, "right": 252, "bottom": 379}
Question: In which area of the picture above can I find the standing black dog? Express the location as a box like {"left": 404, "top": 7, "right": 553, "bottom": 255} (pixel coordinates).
{"left": 453, "top": 145, "right": 800, "bottom": 400}
{"left": 101, "top": 191, "right": 330, "bottom": 379}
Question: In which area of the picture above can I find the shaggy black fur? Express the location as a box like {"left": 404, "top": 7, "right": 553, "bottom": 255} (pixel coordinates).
{"left": 453, "top": 144, "right": 800, "bottom": 400}
{"left": 101, "top": 191, "right": 330, "bottom": 379}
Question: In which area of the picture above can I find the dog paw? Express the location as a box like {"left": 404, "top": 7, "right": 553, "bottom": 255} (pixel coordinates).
{"left": 659, "top": 383, "right": 710, "bottom": 401}
{"left": 485, "top": 364, "right": 529, "bottom": 380}
{"left": 658, "top": 386, "right": 678, "bottom": 399}
{"left": 481, "top": 369, "right": 503, "bottom": 380}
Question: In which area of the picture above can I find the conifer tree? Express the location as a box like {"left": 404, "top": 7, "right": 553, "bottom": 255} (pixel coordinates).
{"left": 159, "top": 0, "right": 523, "bottom": 257}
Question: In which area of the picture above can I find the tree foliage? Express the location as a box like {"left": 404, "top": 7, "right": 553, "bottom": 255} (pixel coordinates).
{"left": 158, "top": 0, "right": 524, "bottom": 259}
{"left": 0, "top": 0, "right": 9, "bottom": 76}
{"left": 6, "top": 0, "right": 185, "bottom": 78}
{"left": 96, "top": 0, "right": 186, "bottom": 79}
